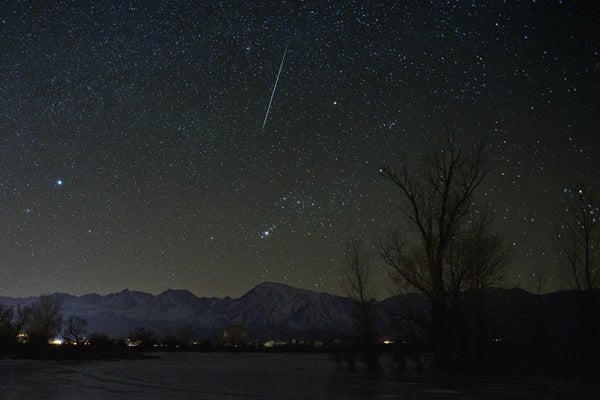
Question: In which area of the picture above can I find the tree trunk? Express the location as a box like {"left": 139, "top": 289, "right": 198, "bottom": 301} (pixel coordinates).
{"left": 430, "top": 295, "right": 451, "bottom": 368}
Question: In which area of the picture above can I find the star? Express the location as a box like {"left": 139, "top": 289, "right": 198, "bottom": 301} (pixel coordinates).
{"left": 260, "top": 224, "right": 277, "bottom": 240}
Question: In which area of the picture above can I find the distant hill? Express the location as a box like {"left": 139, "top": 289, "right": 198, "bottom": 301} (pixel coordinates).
{"left": 1, "top": 283, "right": 598, "bottom": 343}
{"left": 0, "top": 282, "right": 364, "bottom": 340}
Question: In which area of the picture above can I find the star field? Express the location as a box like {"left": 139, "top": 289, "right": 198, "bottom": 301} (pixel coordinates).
{"left": 0, "top": 1, "right": 598, "bottom": 297}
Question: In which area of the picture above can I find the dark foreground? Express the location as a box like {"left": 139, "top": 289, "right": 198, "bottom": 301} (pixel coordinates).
{"left": 1, "top": 352, "right": 599, "bottom": 400}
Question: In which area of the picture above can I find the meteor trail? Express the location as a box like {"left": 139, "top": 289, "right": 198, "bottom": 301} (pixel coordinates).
{"left": 262, "top": 44, "right": 288, "bottom": 130}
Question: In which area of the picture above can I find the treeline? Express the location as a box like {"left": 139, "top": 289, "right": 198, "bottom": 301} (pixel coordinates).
{"left": 0, "top": 295, "right": 123, "bottom": 359}
{"left": 0, "top": 299, "right": 331, "bottom": 359}
{"left": 1, "top": 295, "right": 63, "bottom": 349}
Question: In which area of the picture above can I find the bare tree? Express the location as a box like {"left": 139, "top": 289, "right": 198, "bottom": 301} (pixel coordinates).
{"left": 530, "top": 264, "right": 549, "bottom": 296}
{"left": 341, "top": 237, "right": 373, "bottom": 303}
{"left": 27, "top": 295, "right": 63, "bottom": 344}
{"left": 447, "top": 207, "right": 508, "bottom": 294}
{"left": 555, "top": 185, "right": 600, "bottom": 365}
{"left": 164, "top": 325, "right": 194, "bottom": 349}
{"left": 62, "top": 315, "right": 88, "bottom": 344}
{"left": 448, "top": 208, "right": 509, "bottom": 358}
{"left": 340, "top": 237, "right": 379, "bottom": 370}
{"left": 529, "top": 263, "right": 550, "bottom": 365}
{"left": 14, "top": 305, "right": 32, "bottom": 336}
{"left": 0, "top": 304, "right": 16, "bottom": 348}
{"left": 128, "top": 327, "right": 157, "bottom": 349}
{"left": 378, "top": 134, "right": 492, "bottom": 366}
{"left": 222, "top": 324, "right": 246, "bottom": 347}
{"left": 555, "top": 186, "right": 600, "bottom": 291}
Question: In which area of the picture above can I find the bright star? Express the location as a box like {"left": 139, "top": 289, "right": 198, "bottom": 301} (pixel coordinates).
{"left": 57, "top": 180, "right": 63, "bottom": 186}
{"left": 260, "top": 224, "right": 277, "bottom": 239}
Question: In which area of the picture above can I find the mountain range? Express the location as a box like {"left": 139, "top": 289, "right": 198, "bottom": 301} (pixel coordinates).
{"left": 0, "top": 282, "right": 382, "bottom": 340}
{"left": 1, "top": 282, "right": 597, "bottom": 342}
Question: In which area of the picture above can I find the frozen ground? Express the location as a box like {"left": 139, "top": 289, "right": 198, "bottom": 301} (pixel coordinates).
{"left": 1, "top": 353, "right": 598, "bottom": 399}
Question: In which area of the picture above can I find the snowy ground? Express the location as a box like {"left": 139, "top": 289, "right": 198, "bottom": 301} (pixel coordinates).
{"left": 1, "top": 353, "right": 598, "bottom": 399}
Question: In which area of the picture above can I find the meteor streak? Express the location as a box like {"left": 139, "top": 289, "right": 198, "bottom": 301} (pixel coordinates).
{"left": 262, "top": 44, "right": 288, "bottom": 130}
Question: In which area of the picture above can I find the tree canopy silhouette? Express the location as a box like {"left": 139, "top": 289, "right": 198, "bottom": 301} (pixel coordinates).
{"left": 378, "top": 134, "right": 507, "bottom": 367}
{"left": 555, "top": 185, "right": 600, "bottom": 291}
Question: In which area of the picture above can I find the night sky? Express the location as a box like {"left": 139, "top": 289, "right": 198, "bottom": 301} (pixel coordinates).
{"left": 1, "top": 1, "right": 598, "bottom": 298}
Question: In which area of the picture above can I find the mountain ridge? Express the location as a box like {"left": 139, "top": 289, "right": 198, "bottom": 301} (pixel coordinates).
{"left": 0, "top": 282, "right": 363, "bottom": 340}
{"left": 1, "top": 283, "right": 596, "bottom": 343}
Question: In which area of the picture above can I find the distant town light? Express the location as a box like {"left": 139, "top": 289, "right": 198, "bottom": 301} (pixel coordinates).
{"left": 49, "top": 337, "right": 64, "bottom": 346}
{"left": 17, "top": 333, "right": 29, "bottom": 344}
